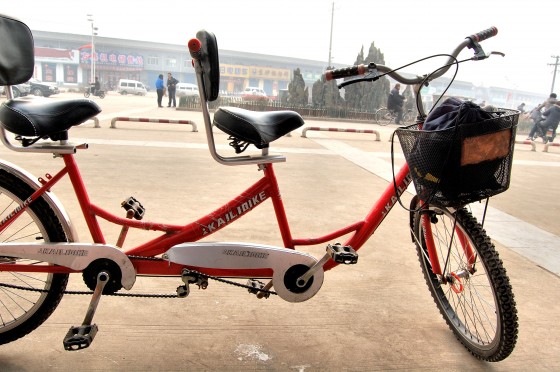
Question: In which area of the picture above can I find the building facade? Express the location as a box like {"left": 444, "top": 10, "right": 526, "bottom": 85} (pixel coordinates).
{"left": 31, "top": 30, "right": 329, "bottom": 96}
{"left": 31, "top": 30, "right": 546, "bottom": 109}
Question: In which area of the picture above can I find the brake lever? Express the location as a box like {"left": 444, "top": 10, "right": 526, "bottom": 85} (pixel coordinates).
{"left": 471, "top": 50, "right": 505, "bottom": 61}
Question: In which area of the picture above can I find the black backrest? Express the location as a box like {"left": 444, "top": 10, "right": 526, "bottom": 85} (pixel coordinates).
{"left": 0, "top": 14, "right": 34, "bottom": 85}
{"left": 195, "top": 30, "right": 220, "bottom": 102}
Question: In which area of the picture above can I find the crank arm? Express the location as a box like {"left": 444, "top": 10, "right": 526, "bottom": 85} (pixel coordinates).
{"left": 297, "top": 244, "right": 358, "bottom": 287}
{"left": 63, "top": 271, "right": 109, "bottom": 351}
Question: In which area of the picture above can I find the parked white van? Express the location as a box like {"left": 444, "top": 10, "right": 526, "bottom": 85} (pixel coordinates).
{"left": 242, "top": 87, "right": 266, "bottom": 97}
{"left": 176, "top": 83, "right": 199, "bottom": 98}
{"left": 118, "top": 79, "right": 147, "bottom": 96}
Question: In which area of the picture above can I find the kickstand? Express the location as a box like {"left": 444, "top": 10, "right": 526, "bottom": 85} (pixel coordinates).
{"left": 63, "top": 271, "right": 109, "bottom": 351}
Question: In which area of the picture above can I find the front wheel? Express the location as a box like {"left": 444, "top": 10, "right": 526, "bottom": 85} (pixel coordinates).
{"left": 0, "top": 170, "right": 69, "bottom": 345}
{"left": 84, "top": 91, "right": 90, "bottom": 98}
{"left": 98, "top": 91, "right": 106, "bottom": 99}
{"left": 375, "top": 108, "right": 392, "bottom": 125}
{"left": 413, "top": 202, "right": 518, "bottom": 361}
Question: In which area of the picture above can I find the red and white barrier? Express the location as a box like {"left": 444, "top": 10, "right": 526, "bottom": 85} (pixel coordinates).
{"left": 85, "top": 117, "right": 100, "bottom": 128}
{"left": 514, "top": 140, "right": 536, "bottom": 152}
{"left": 110, "top": 117, "right": 197, "bottom": 131}
{"left": 544, "top": 142, "right": 560, "bottom": 152}
{"left": 301, "top": 127, "right": 380, "bottom": 141}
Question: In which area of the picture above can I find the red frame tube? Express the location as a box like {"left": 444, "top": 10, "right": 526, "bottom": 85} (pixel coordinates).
{"left": 2, "top": 153, "right": 435, "bottom": 279}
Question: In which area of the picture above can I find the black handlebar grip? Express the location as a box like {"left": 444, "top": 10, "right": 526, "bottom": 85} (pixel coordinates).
{"left": 467, "top": 27, "right": 498, "bottom": 43}
{"left": 188, "top": 38, "right": 203, "bottom": 60}
{"left": 325, "top": 64, "right": 368, "bottom": 81}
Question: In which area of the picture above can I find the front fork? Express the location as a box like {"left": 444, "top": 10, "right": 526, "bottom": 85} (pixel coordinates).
{"left": 412, "top": 198, "right": 476, "bottom": 292}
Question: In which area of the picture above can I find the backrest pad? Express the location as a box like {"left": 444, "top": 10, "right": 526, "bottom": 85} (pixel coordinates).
{"left": 0, "top": 14, "right": 35, "bottom": 85}
{"left": 195, "top": 30, "right": 220, "bottom": 102}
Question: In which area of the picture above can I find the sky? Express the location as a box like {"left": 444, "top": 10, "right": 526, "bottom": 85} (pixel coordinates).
{"left": 5, "top": 0, "right": 559, "bottom": 96}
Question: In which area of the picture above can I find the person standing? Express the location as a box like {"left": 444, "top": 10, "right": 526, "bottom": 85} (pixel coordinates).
{"left": 155, "top": 74, "right": 164, "bottom": 108}
{"left": 167, "top": 72, "right": 179, "bottom": 107}
{"left": 387, "top": 83, "right": 405, "bottom": 124}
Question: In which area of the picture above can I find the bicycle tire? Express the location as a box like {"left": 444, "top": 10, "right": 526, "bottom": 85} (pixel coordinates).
{"left": 375, "top": 108, "right": 392, "bottom": 126}
{"left": 413, "top": 203, "right": 518, "bottom": 361}
{"left": 402, "top": 111, "right": 413, "bottom": 125}
{"left": 84, "top": 92, "right": 90, "bottom": 98}
{"left": 0, "top": 170, "right": 69, "bottom": 345}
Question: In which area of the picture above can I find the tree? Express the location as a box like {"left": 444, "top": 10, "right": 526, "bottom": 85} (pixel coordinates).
{"left": 311, "top": 68, "right": 344, "bottom": 108}
{"left": 287, "top": 68, "right": 309, "bottom": 106}
{"left": 343, "top": 42, "right": 390, "bottom": 112}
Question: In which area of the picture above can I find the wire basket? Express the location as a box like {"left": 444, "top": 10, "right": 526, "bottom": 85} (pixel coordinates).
{"left": 396, "top": 109, "right": 519, "bottom": 206}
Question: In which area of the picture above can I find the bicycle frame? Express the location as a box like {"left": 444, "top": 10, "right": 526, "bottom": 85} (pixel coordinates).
{"left": 0, "top": 143, "right": 418, "bottom": 276}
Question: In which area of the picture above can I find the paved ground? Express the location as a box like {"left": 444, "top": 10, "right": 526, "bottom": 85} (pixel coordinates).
{"left": 0, "top": 92, "right": 559, "bottom": 371}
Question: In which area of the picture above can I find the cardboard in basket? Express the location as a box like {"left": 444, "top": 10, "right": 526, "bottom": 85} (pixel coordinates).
{"left": 461, "top": 128, "right": 512, "bottom": 166}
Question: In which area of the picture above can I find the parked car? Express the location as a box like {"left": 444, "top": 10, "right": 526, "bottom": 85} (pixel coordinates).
{"left": 28, "top": 78, "right": 59, "bottom": 97}
{"left": 0, "top": 82, "right": 30, "bottom": 98}
{"left": 242, "top": 86, "right": 266, "bottom": 97}
{"left": 176, "top": 83, "right": 199, "bottom": 98}
{"left": 241, "top": 86, "right": 270, "bottom": 102}
{"left": 118, "top": 79, "right": 147, "bottom": 95}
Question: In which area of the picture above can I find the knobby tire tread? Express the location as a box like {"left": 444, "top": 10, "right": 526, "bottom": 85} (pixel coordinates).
{"left": 414, "top": 205, "right": 518, "bottom": 362}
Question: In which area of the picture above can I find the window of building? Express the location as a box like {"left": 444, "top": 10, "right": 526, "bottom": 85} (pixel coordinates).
{"left": 147, "top": 56, "right": 159, "bottom": 65}
{"left": 165, "top": 57, "right": 177, "bottom": 68}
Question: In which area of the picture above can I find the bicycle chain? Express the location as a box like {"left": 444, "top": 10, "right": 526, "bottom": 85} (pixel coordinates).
{"left": 0, "top": 255, "right": 277, "bottom": 298}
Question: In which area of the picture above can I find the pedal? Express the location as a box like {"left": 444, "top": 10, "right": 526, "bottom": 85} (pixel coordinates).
{"left": 63, "top": 271, "right": 108, "bottom": 351}
{"left": 63, "top": 324, "right": 98, "bottom": 351}
{"left": 121, "top": 197, "right": 145, "bottom": 220}
{"left": 327, "top": 243, "right": 358, "bottom": 264}
{"left": 246, "top": 279, "right": 271, "bottom": 299}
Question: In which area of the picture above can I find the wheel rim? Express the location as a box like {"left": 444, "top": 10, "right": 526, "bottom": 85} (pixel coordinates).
{"left": 0, "top": 188, "right": 57, "bottom": 333}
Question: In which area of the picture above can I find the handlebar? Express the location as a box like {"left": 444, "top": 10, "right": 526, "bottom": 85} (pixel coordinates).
{"left": 466, "top": 26, "right": 498, "bottom": 43}
{"left": 324, "top": 27, "right": 499, "bottom": 86}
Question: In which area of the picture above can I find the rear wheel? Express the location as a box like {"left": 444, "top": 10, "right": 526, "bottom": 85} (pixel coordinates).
{"left": 0, "top": 170, "right": 69, "bottom": 345}
{"left": 413, "top": 203, "right": 518, "bottom": 361}
{"left": 84, "top": 91, "right": 90, "bottom": 98}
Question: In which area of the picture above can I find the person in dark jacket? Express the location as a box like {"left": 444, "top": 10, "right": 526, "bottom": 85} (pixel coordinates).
{"left": 538, "top": 101, "right": 560, "bottom": 142}
{"left": 167, "top": 72, "right": 179, "bottom": 107}
{"left": 387, "top": 83, "right": 405, "bottom": 124}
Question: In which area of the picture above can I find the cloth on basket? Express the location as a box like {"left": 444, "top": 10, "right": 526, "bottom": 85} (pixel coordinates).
{"left": 423, "top": 97, "right": 493, "bottom": 131}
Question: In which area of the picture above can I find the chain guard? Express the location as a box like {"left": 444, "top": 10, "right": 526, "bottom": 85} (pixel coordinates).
{"left": 164, "top": 242, "right": 324, "bottom": 302}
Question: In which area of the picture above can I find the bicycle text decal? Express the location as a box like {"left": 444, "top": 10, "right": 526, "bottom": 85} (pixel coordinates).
{"left": 0, "top": 197, "right": 33, "bottom": 227}
{"left": 201, "top": 191, "right": 268, "bottom": 235}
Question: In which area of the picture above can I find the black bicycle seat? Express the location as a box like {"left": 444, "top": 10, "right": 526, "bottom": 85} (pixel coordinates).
{"left": 0, "top": 98, "right": 101, "bottom": 137}
{"left": 213, "top": 106, "right": 304, "bottom": 149}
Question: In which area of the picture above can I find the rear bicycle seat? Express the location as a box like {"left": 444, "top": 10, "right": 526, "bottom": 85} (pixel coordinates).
{"left": 0, "top": 13, "right": 100, "bottom": 152}
{"left": 0, "top": 99, "right": 101, "bottom": 142}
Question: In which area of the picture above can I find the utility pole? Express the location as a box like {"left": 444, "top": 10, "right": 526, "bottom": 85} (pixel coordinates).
{"left": 549, "top": 55, "right": 560, "bottom": 94}
{"left": 327, "top": 2, "right": 334, "bottom": 69}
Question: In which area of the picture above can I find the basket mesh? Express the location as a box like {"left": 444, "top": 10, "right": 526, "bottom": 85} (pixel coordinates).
{"left": 396, "top": 109, "right": 519, "bottom": 206}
